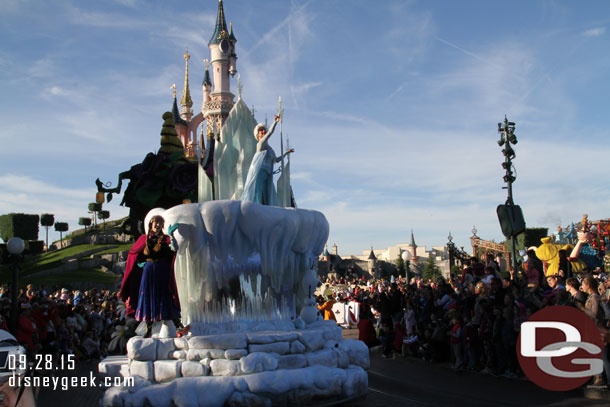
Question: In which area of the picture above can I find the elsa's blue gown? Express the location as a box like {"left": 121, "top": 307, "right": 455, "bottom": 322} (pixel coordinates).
{"left": 241, "top": 121, "right": 282, "bottom": 206}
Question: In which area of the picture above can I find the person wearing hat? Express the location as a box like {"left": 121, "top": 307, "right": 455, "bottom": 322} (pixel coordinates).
{"left": 241, "top": 114, "right": 294, "bottom": 206}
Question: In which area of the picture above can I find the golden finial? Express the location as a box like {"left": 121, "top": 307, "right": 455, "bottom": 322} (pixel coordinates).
{"left": 171, "top": 83, "right": 176, "bottom": 98}
{"left": 203, "top": 58, "right": 209, "bottom": 70}
{"left": 181, "top": 48, "right": 193, "bottom": 108}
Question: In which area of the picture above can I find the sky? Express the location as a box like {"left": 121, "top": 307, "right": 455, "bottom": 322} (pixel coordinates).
{"left": 1, "top": 0, "right": 609, "bottom": 257}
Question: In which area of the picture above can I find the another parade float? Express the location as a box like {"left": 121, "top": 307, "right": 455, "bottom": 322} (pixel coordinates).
{"left": 96, "top": 2, "right": 369, "bottom": 406}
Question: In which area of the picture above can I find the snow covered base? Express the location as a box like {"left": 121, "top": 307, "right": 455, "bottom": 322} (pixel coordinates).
{"left": 100, "top": 320, "right": 369, "bottom": 406}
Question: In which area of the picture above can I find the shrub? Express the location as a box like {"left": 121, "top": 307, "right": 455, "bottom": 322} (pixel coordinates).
{"left": 40, "top": 214, "right": 55, "bottom": 227}
{"left": 88, "top": 203, "right": 102, "bottom": 212}
{"left": 28, "top": 240, "right": 44, "bottom": 255}
{"left": 0, "top": 213, "right": 40, "bottom": 241}
{"left": 54, "top": 222, "right": 69, "bottom": 232}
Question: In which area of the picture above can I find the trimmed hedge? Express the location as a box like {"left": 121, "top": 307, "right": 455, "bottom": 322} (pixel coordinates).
{"left": 54, "top": 222, "right": 69, "bottom": 232}
{"left": 0, "top": 213, "right": 40, "bottom": 241}
{"left": 28, "top": 240, "right": 44, "bottom": 255}
{"left": 88, "top": 203, "right": 102, "bottom": 212}
{"left": 40, "top": 214, "right": 55, "bottom": 227}
{"left": 78, "top": 217, "right": 92, "bottom": 227}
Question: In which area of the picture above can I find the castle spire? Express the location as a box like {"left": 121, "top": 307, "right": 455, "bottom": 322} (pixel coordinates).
{"left": 202, "top": 59, "right": 212, "bottom": 87}
{"left": 209, "top": 0, "right": 229, "bottom": 45}
{"left": 180, "top": 49, "right": 193, "bottom": 118}
{"left": 410, "top": 229, "right": 416, "bottom": 247}
{"left": 171, "top": 83, "right": 187, "bottom": 127}
{"left": 368, "top": 247, "right": 377, "bottom": 260}
{"left": 229, "top": 21, "right": 237, "bottom": 42}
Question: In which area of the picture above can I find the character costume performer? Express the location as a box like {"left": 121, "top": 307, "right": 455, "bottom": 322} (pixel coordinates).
{"left": 119, "top": 216, "right": 180, "bottom": 322}
{"left": 241, "top": 116, "right": 293, "bottom": 205}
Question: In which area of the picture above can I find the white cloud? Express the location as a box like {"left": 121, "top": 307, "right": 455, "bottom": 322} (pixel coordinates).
{"left": 583, "top": 27, "right": 606, "bottom": 37}
{"left": 44, "top": 86, "right": 72, "bottom": 98}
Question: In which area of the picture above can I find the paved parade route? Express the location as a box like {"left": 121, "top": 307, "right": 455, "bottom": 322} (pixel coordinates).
{"left": 34, "top": 328, "right": 609, "bottom": 407}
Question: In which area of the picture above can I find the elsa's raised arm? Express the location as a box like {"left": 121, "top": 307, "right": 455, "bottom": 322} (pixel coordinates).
{"left": 258, "top": 116, "right": 279, "bottom": 146}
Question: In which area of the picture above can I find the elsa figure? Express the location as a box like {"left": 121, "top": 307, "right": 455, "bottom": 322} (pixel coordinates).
{"left": 241, "top": 115, "right": 294, "bottom": 205}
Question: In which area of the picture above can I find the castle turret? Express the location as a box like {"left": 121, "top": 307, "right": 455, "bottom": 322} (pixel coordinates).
{"left": 368, "top": 247, "right": 377, "bottom": 277}
{"left": 202, "top": 59, "right": 212, "bottom": 104}
{"left": 203, "top": 0, "right": 236, "bottom": 134}
{"left": 409, "top": 229, "right": 417, "bottom": 261}
{"left": 228, "top": 21, "right": 237, "bottom": 76}
{"left": 171, "top": 85, "right": 187, "bottom": 127}
{"left": 180, "top": 49, "right": 194, "bottom": 122}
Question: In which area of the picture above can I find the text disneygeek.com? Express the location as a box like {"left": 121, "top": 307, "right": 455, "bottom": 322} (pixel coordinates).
{"left": 9, "top": 372, "right": 134, "bottom": 391}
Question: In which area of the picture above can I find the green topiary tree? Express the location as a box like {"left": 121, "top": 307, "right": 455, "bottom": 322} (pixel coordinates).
{"left": 88, "top": 203, "right": 102, "bottom": 228}
{"left": 40, "top": 213, "right": 55, "bottom": 252}
{"left": 78, "top": 217, "right": 92, "bottom": 234}
{"left": 54, "top": 222, "right": 69, "bottom": 249}
{"left": 0, "top": 213, "right": 39, "bottom": 241}
{"left": 98, "top": 210, "right": 110, "bottom": 231}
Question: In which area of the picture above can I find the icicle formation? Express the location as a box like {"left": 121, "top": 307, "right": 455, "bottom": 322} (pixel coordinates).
{"left": 213, "top": 95, "right": 257, "bottom": 200}
{"left": 158, "top": 200, "right": 328, "bottom": 330}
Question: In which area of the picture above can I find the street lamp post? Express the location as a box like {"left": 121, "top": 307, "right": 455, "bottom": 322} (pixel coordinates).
{"left": 497, "top": 116, "right": 525, "bottom": 273}
{"left": 447, "top": 232, "right": 456, "bottom": 275}
{"left": 6, "top": 237, "right": 24, "bottom": 335}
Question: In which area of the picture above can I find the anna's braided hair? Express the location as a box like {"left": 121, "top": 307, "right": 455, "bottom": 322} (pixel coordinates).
{"left": 144, "top": 215, "right": 165, "bottom": 256}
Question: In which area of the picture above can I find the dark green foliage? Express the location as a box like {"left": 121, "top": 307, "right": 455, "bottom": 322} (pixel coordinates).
{"left": 78, "top": 218, "right": 92, "bottom": 227}
{"left": 422, "top": 253, "right": 442, "bottom": 281}
{"left": 95, "top": 115, "right": 198, "bottom": 239}
{"left": 54, "top": 222, "right": 69, "bottom": 232}
{"left": 40, "top": 214, "right": 55, "bottom": 227}
{"left": 28, "top": 240, "right": 44, "bottom": 254}
{"left": 88, "top": 203, "right": 102, "bottom": 212}
{"left": 0, "top": 244, "right": 7, "bottom": 264}
{"left": 0, "top": 213, "right": 40, "bottom": 241}
{"left": 55, "top": 222, "right": 69, "bottom": 249}
{"left": 395, "top": 254, "right": 406, "bottom": 277}
{"left": 98, "top": 210, "right": 110, "bottom": 220}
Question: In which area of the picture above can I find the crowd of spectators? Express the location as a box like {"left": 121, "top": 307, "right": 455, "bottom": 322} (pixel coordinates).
{"left": 0, "top": 285, "right": 129, "bottom": 363}
{"left": 318, "top": 251, "right": 610, "bottom": 387}
{"left": 3, "top": 245, "right": 609, "bottom": 390}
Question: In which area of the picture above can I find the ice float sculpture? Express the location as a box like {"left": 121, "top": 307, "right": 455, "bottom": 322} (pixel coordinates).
{"left": 100, "top": 201, "right": 369, "bottom": 406}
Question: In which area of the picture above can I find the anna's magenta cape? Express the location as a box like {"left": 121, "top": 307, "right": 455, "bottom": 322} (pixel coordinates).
{"left": 119, "top": 234, "right": 181, "bottom": 318}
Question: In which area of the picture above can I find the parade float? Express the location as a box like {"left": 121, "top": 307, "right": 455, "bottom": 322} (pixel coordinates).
{"left": 97, "top": 2, "right": 369, "bottom": 406}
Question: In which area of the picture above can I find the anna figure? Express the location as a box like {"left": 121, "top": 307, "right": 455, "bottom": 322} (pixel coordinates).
{"left": 120, "top": 215, "right": 180, "bottom": 337}
{"left": 241, "top": 114, "right": 294, "bottom": 205}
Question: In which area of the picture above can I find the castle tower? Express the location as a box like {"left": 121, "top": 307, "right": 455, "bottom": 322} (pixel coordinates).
{"left": 180, "top": 49, "right": 194, "bottom": 121}
{"left": 171, "top": 46, "right": 204, "bottom": 161}
{"left": 202, "top": 60, "right": 212, "bottom": 104}
{"left": 203, "top": 0, "right": 237, "bottom": 136}
{"left": 367, "top": 247, "right": 377, "bottom": 277}
{"left": 409, "top": 229, "right": 417, "bottom": 262}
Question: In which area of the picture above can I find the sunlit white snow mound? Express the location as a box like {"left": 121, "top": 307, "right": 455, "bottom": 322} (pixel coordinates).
{"left": 148, "top": 200, "right": 328, "bottom": 333}
{"left": 100, "top": 321, "right": 370, "bottom": 406}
